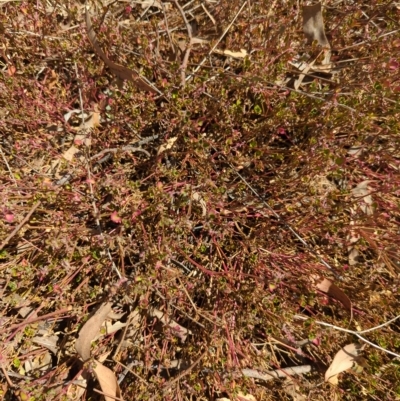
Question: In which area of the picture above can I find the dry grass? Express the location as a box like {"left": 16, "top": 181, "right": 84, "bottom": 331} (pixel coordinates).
{"left": 0, "top": 0, "right": 400, "bottom": 400}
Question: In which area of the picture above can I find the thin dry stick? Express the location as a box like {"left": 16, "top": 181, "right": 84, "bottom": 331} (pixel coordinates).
{"left": 173, "top": 0, "right": 193, "bottom": 87}
{"left": 0, "top": 147, "right": 18, "bottom": 186}
{"left": 92, "top": 388, "right": 123, "bottom": 401}
{"left": 0, "top": 201, "right": 41, "bottom": 251}
{"left": 163, "top": 351, "right": 206, "bottom": 391}
{"left": 186, "top": 1, "right": 247, "bottom": 82}
{"left": 294, "top": 314, "right": 400, "bottom": 358}
{"left": 242, "top": 365, "right": 312, "bottom": 381}
{"left": 90, "top": 146, "right": 150, "bottom": 161}
{"left": 1, "top": 307, "right": 72, "bottom": 334}
{"left": 74, "top": 62, "right": 123, "bottom": 280}
{"left": 0, "top": 365, "right": 15, "bottom": 388}
{"left": 115, "top": 359, "right": 147, "bottom": 385}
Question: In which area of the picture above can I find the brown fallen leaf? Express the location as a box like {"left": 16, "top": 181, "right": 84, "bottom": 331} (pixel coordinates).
{"left": 302, "top": 3, "right": 330, "bottom": 47}
{"left": 325, "top": 343, "right": 364, "bottom": 384}
{"left": 316, "top": 278, "right": 352, "bottom": 315}
{"left": 93, "top": 360, "right": 123, "bottom": 401}
{"left": 85, "top": 6, "right": 160, "bottom": 95}
{"left": 75, "top": 302, "right": 113, "bottom": 361}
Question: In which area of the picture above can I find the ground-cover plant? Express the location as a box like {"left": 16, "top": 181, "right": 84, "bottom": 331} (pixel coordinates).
{"left": 0, "top": 0, "right": 399, "bottom": 400}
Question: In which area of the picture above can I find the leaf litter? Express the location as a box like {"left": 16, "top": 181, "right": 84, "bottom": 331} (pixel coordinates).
{"left": 1, "top": 0, "right": 400, "bottom": 400}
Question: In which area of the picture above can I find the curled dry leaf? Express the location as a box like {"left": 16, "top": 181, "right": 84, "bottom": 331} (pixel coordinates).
{"left": 316, "top": 278, "right": 352, "bottom": 314}
{"left": 325, "top": 343, "right": 364, "bottom": 384}
{"left": 149, "top": 307, "right": 192, "bottom": 342}
{"left": 85, "top": 6, "right": 160, "bottom": 94}
{"left": 75, "top": 302, "right": 113, "bottom": 361}
{"left": 93, "top": 359, "right": 123, "bottom": 401}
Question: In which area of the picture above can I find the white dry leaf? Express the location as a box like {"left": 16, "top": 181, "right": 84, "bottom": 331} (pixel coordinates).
{"left": 348, "top": 247, "right": 360, "bottom": 266}
{"left": 325, "top": 343, "right": 364, "bottom": 384}
{"left": 62, "top": 145, "right": 81, "bottom": 162}
{"left": 237, "top": 392, "right": 257, "bottom": 401}
{"left": 133, "top": 0, "right": 163, "bottom": 10}
{"left": 216, "top": 393, "right": 256, "bottom": 401}
{"left": 24, "top": 351, "right": 52, "bottom": 373}
{"left": 157, "top": 136, "right": 178, "bottom": 155}
{"left": 75, "top": 302, "right": 113, "bottom": 361}
{"left": 93, "top": 360, "right": 123, "bottom": 401}
{"left": 214, "top": 48, "right": 248, "bottom": 59}
{"left": 64, "top": 109, "right": 85, "bottom": 123}
{"left": 32, "top": 335, "right": 59, "bottom": 355}
{"left": 192, "top": 192, "right": 207, "bottom": 216}
{"left": 347, "top": 146, "right": 364, "bottom": 158}
{"left": 93, "top": 321, "right": 127, "bottom": 342}
{"left": 351, "top": 180, "right": 374, "bottom": 215}
{"left": 67, "top": 374, "right": 87, "bottom": 401}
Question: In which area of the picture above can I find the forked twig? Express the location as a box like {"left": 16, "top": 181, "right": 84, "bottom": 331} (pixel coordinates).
{"left": 294, "top": 314, "right": 400, "bottom": 358}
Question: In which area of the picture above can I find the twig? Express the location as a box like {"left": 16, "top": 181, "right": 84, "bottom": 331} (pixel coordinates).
{"left": 0, "top": 201, "right": 41, "bottom": 251}
{"left": 1, "top": 307, "right": 72, "bottom": 334}
{"left": 0, "top": 365, "right": 15, "bottom": 388}
{"left": 241, "top": 365, "right": 311, "bottom": 381}
{"left": 173, "top": 0, "right": 193, "bottom": 87}
{"left": 90, "top": 146, "right": 151, "bottom": 161}
{"left": 0, "top": 146, "right": 18, "bottom": 186}
{"left": 186, "top": 1, "right": 247, "bottom": 82}
{"left": 294, "top": 314, "right": 400, "bottom": 358}
{"left": 163, "top": 351, "right": 206, "bottom": 391}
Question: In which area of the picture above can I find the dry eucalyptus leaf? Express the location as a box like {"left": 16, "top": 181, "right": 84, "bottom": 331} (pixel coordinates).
{"left": 351, "top": 180, "right": 374, "bottom": 215}
{"left": 316, "top": 278, "right": 352, "bottom": 313}
{"left": 62, "top": 145, "right": 80, "bottom": 162}
{"left": 283, "top": 377, "right": 306, "bottom": 401}
{"left": 157, "top": 136, "right": 178, "bottom": 155}
{"left": 214, "top": 48, "right": 248, "bottom": 59}
{"left": 75, "top": 302, "right": 113, "bottom": 361}
{"left": 67, "top": 374, "right": 87, "bottom": 401}
{"left": 325, "top": 343, "right": 364, "bottom": 384}
{"left": 302, "top": 3, "right": 330, "bottom": 47}
{"left": 24, "top": 351, "right": 52, "bottom": 373}
{"left": 134, "top": 0, "right": 163, "bottom": 9}
{"left": 150, "top": 307, "right": 192, "bottom": 342}
{"left": 74, "top": 110, "right": 101, "bottom": 132}
{"left": 85, "top": 6, "right": 160, "bottom": 94}
{"left": 348, "top": 247, "right": 360, "bottom": 266}
{"left": 32, "top": 335, "right": 59, "bottom": 355}
{"left": 93, "top": 360, "right": 123, "bottom": 401}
